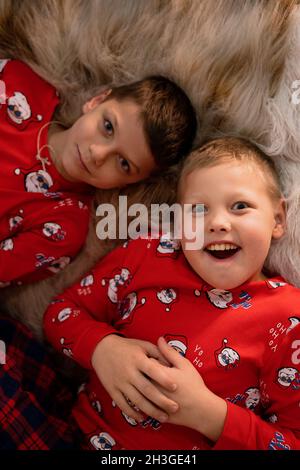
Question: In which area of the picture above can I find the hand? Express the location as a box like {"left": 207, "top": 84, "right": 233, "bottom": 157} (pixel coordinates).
{"left": 91, "top": 335, "right": 179, "bottom": 423}
{"left": 154, "top": 337, "right": 227, "bottom": 441}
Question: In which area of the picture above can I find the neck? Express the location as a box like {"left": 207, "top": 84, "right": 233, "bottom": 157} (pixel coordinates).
{"left": 47, "top": 123, "right": 70, "bottom": 180}
{"left": 47, "top": 122, "right": 65, "bottom": 153}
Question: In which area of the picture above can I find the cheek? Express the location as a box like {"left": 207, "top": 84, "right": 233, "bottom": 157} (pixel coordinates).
{"left": 92, "top": 162, "right": 120, "bottom": 189}
{"left": 181, "top": 249, "right": 204, "bottom": 275}
{"left": 71, "top": 115, "right": 95, "bottom": 141}
{"left": 239, "top": 217, "right": 273, "bottom": 244}
{"left": 134, "top": 170, "right": 151, "bottom": 183}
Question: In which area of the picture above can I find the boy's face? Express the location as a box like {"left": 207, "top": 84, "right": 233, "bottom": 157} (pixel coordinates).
{"left": 180, "top": 161, "right": 285, "bottom": 290}
{"left": 49, "top": 92, "right": 156, "bottom": 189}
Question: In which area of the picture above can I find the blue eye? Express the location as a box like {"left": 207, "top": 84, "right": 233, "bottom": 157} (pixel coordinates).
{"left": 118, "top": 156, "right": 130, "bottom": 174}
{"left": 191, "top": 204, "right": 206, "bottom": 214}
{"left": 104, "top": 118, "right": 113, "bottom": 135}
{"left": 232, "top": 201, "right": 249, "bottom": 210}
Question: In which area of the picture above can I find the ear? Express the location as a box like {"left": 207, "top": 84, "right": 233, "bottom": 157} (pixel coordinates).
{"left": 272, "top": 198, "right": 286, "bottom": 240}
{"left": 82, "top": 88, "right": 112, "bottom": 114}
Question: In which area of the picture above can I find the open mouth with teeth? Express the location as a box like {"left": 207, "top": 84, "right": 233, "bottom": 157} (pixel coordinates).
{"left": 205, "top": 243, "right": 241, "bottom": 259}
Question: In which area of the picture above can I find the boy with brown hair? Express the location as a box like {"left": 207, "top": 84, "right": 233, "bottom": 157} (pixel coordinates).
{"left": 44, "top": 137, "right": 300, "bottom": 450}
{"left": 0, "top": 59, "right": 197, "bottom": 287}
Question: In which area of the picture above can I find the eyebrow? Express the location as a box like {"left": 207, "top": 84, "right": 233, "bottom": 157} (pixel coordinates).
{"left": 184, "top": 189, "right": 256, "bottom": 199}
{"left": 110, "top": 110, "right": 141, "bottom": 175}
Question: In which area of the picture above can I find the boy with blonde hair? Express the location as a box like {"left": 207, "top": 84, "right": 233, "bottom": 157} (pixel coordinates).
{"left": 44, "top": 137, "right": 300, "bottom": 450}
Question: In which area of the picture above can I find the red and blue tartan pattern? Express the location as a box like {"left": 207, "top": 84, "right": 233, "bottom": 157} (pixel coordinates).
{"left": 0, "top": 317, "right": 77, "bottom": 449}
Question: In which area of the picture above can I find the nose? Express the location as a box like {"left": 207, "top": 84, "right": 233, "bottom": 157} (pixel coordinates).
{"left": 207, "top": 211, "right": 231, "bottom": 233}
{"left": 89, "top": 144, "right": 107, "bottom": 167}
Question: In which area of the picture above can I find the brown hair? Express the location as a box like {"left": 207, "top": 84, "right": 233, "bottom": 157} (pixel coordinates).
{"left": 178, "top": 137, "right": 282, "bottom": 200}
{"left": 106, "top": 76, "right": 197, "bottom": 170}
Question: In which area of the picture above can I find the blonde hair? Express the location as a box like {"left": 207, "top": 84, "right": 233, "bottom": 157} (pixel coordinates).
{"left": 178, "top": 137, "right": 282, "bottom": 202}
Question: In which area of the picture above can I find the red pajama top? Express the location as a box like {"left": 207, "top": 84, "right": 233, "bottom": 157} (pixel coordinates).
{"left": 44, "top": 235, "right": 300, "bottom": 450}
{"left": 0, "top": 59, "right": 93, "bottom": 286}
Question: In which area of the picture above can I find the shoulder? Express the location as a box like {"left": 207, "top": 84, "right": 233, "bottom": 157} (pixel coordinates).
{"left": 261, "top": 279, "right": 300, "bottom": 320}
{"left": 21, "top": 196, "right": 92, "bottom": 250}
{"left": 100, "top": 236, "right": 153, "bottom": 266}
{"left": 94, "top": 232, "right": 182, "bottom": 273}
{"left": 263, "top": 321, "right": 300, "bottom": 379}
{"left": 259, "top": 280, "right": 300, "bottom": 354}
{"left": 1, "top": 59, "right": 33, "bottom": 75}
{"left": 30, "top": 194, "right": 92, "bottom": 221}
{"left": 266, "top": 279, "right": 300, "bottom": 301}
{"left": 1, "top": 59, "right": 50, "bottom": 87}
{"left": 125, "top": 232, "right": 181, "bottom": 261}
{"left": 1, "top": 59, "right": 59, "bottom": 112}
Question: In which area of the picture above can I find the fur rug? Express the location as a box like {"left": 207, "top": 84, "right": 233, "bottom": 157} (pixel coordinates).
{"left": 0, "top": 0, "right": 300, "bottom": 338}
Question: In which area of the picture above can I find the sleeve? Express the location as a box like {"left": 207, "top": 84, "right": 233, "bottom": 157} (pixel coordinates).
{"left": 0, "top": 197, "right": 91, "bottom": 286}
{"left": 214, "top": 323, "right": 300, "bottom": 450}
{"left": 44, "top": 238, "right": 147, "bottom": 370}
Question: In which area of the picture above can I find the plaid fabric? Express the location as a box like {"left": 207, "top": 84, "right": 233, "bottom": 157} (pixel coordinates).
{"left": 0, "top": 316, "right": 77, "bottom": 449}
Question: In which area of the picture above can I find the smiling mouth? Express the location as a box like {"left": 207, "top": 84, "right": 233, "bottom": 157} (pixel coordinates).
{"left": 204, "top": 247, "right": 241, "bottom": 260}
{"left": 77, "top": 145, "right": 91, "bottom": 174}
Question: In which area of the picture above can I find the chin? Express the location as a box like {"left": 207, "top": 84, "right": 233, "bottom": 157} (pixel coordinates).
{"left": 206, "top": 278, "right": 243, "bottom": 291}
{"left": 214, "top": 284, "right": 239, "bottom": 291}
{"left": 68, "top": 170, "right": 85, "bottom": 184}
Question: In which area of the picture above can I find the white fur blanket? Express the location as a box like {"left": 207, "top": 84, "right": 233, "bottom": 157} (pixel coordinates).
{"left": 0, "top": 0, "right": 300, "bottom": 338}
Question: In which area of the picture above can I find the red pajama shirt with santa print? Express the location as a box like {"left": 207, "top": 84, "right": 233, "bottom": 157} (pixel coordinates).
{"left": 0, "top": 59, "right": 93, "bottom": 286}
{"left": 44, "top": 235, "right": 300, "bottom": 450}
